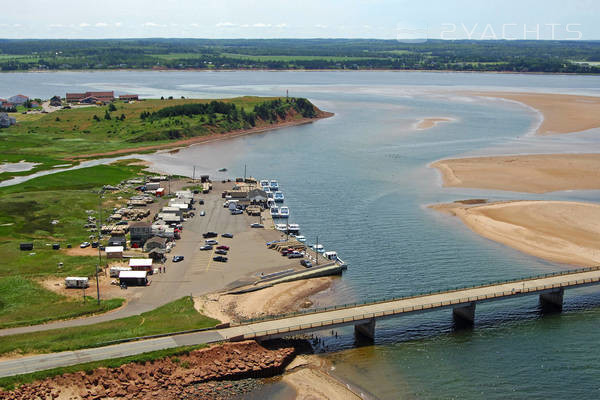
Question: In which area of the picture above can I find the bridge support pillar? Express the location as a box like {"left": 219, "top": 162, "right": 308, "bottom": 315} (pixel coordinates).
{"left": 540, "top": 289, "right": 564, "bottom": 312}
{"left": 453, "top": 303, "right": 476, "bottom": 326}
{"left": 354, "top": 319, "right": 376, "bottom": 341}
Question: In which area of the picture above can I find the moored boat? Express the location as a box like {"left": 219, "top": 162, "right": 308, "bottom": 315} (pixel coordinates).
{"left": 274, "top": 192, "right": 284, "bottom": 203}
{"left": 279, "top": 206, "right": 290, "bottom": 218}
{"left": 270, "top": 180, "right": 279, "bottom": 191}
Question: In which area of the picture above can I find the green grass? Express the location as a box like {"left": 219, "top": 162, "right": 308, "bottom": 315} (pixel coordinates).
{"left": 0, "top": 96, "right": 300, "bottom": 181}
{"left": 220, "top": 53, "right": 370, "bottom": 62}
{"left": 0, "top": 297, "right": 219, "bottom": 355}
{"left": 0, "top": 162, "right": 147, "bottom": 326}
{"left": 0, "top": 344, "right": 208, "bottom": 390}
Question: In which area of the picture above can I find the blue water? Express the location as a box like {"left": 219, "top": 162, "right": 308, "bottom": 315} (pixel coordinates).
{"left": 3, "top": 70, "right": 600, "bottom": 399}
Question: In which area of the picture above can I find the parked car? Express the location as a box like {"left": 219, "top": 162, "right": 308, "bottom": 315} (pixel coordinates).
{"left": 172, "top": 256, "right": 184, "bottom": 262}
{"left": 300, "top": 259, "right": 313, "bottom": 268}
{"left": 116, "top": 221, "right": 128, "bottom": 226}
{"left": 203, "top": 232, "right": 218, "bottom": 238}
{"left": 215, "top": 249, "right": 228, "bottom": 255}
{"left": 231, "top": 209, "right": 243, "bottom": 215}
{"left": 250, "top": 223, "right": 264, "bottom": 228}
{"left": 288, "top": 252, "right": 303, "bottom": 259}
{"left": 200, "top": 245, "right": 213, "bottom": 251}
{"left": 221, "top": 233, "right": 234, "bottom": 238}
{"left": 198, "top": 199, "right": 204, "bottom": 205}
{"left": 216, "top": 245, "right": 230, "bottom": 250}
{"left": 205, "top": 239, "right": 218, "bottom": 245}
{"left": 281, "top": 248, "right": 295, "bottom": 256}
{"left": 213, "top": 256, "right": 228, "bottom": 262}
{"left": 200, "top": 210, "right": 206, "bottom": 216}
{"left": 91, "top": 241, "right": 99, "bottom": 248}
{"left": 80, "top": 242, "right": 90, "bottom": 248}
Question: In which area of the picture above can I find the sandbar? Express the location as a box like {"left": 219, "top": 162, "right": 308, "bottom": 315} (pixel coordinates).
{"left": 415, "top": 117, "right": 453, "bottom": 130}
{"left": 468, "top": 91, "right": 600, "bottom": 135}
{"left": 431, "top": 153, "right": 600, "bottom": 193}
{"left": 431, "top": 200, "right": 600, "bottom": 266}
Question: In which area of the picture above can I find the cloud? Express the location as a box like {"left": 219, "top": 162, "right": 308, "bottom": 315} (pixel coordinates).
{"left": 252, "top": 23, "right": 270, "bottom": 28}
{"left": 143, "top": 22, "right": 166, "bottom": 27}
{"left": 216, "top": 22, "right": 237, "bottom": 27}
{"left": 275, "top": 23, "right": 288, "bottom": 28}
{"left": 190, "top": 23, "right": 200, "bottom": 27}
{"left": 315, "top": 24, "right": 328, "bottom": 28}
{"left": 95, "top": 22, "right": 108, "bottom": 27}
{"left": 79, "top": 22, "right": 90, "bottom": 27}
{"left": 49, "top": 24, "right": 65, "bottom": 28}
{"left": 115, "top": 22, "right": 123, "bottom": 27}
{"left": 13, "top": 23, "right": 22, "bottom": 28}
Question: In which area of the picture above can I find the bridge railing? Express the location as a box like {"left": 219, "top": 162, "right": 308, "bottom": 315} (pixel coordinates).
{"left": 241, "top": 276, "right": 600, "bottom": 339}
{"left": 237, "top": 266, "right": 600, "bottom": 325}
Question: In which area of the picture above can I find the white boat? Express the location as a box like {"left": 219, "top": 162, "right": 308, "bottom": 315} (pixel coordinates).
{"left": 274, "top": 192, "right": 284, "bottom": 203}
{"left": 312, "top": 244, "right": 325, "bottom": 253}
{"left": 287, "top": 223, "right": 300, "bottom": 234}
{"left": 295, "top": 235, "right": 306, "bottom": 242}
{"left": 263, "top": 187, "right": 272, "bottom": 194}
{"left": 270, "top": 206, "right": 281, "bottom": 218}
{"left": 267, "top": 192, "right": 274, "bottom": 199}
{"left": 260, "top": 180, "right": 269, "bottom": 189}
{"left": 275, "top": 223, "right": 287, "bottom": 231}
{"left": 267, "top": 199, "right": 276, "bottom": 208}
{"left": 279, "top": 206, "right": 290, "bottom": 218}
{"left": 270, "top": 180, "right": 279, "bottom": 191}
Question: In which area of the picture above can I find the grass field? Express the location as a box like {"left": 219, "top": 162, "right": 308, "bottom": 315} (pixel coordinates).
{"left": 220, "top": 53, "right": 372, "bottom": 62}
{"left": 0, "top": 297, "right": 219, "bottom": 356}
{"left": 0, "top": 96, "right": 297, "bottom": 182}
{"left": 0, "top": 162, "right": 146, "bottom": 327}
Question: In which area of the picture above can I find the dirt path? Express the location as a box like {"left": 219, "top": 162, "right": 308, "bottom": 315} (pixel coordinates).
{"left": 65, "top": 112, "right": 333, "bottom": 161}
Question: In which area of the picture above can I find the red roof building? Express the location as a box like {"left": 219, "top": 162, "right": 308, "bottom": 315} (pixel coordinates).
{"left": 66, "top": 91, "right": 114, "bottom": 103}
{"left": 119, "top": 94, "right": 139, "bottom": 101}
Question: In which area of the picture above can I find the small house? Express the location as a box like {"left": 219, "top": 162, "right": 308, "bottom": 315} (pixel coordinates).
{"left": 119, "top": 94, "right": 139, "bottom": 101}
{"left": 148, "top": 248, "right": 166, "bottom": 262}
{"left": 108, "top": 235, "right": 127, "bottom": 248}
{"left": 118, "top": 270, "right": 148, "bottom": 286}
{"left": 145, "top": 182, "right": 160, "bottom": 191}
{"left": 19, "top": 243, "right": 34, "bottom": 251}
{"left": 8, "top": 94, "right": 29, "bottom": 105}
{"left": 109, "top": 266, "right": 131, "bottom": 278}
{"left": 105, "top": 246, "right": 124, "bottom": 259}
{"left": 129, "top": 258, "right": 153, "bottom": 274}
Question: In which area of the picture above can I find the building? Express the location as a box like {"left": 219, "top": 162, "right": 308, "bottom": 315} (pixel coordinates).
{"left": 105, "top": 246, "right": 124, "bottom": 259}
{"left": 129, "top": 258, "right": 153, "bottom": 274}
{"left": 0, "top": 113, "right": 17, "bottom": 128}
{"left": 66, "top": 91, "right": 114, "bottom": 103}
{"left": 80, "top": 96, "right": 100, "bottom": 104}
{"left": 50, "top": 95, "right": 62, "bottom": 107}
{"left": 148, "top": 248, "right": 166, "bottom": 262}
{"left": 118, "top": 270, "right": 148, "bottom": 286}
{"left": 8, "top": 94, "right": 29, "bottom": 105}
{"left": 144, "top": 236, "right": 167, "bottom": 252}
{"left": 130, "top": 221, "right": 152, "bottom": 247}
{"left": 248, "top": 188, "right": 268, "bottom": 203}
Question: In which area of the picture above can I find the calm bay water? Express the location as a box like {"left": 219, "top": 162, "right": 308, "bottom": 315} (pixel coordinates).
{"left": 3, "top": 70, "right": 600, "bottom": 399}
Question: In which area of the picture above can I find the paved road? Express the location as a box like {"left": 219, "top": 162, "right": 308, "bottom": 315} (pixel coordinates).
{"left": 0, "top": 181, "right": 287, "bottom": 337}
{"left": 2, "top": 267, "right": 599, "bottom": 378}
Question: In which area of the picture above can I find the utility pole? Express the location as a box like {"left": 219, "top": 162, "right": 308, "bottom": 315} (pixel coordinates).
{"left": 244, "top": 164, "right": 247, "bottom": 181}
{"left": 95, "top": 189, "right": 103, "bottom": 305}
{"left": 192, "top": 166, "right": 196, "bottom": 181}
{"left": 168, "top": 175, "right": 171, "bottom": 195}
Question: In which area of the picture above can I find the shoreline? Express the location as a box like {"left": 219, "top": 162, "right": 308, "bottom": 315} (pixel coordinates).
{"left": 430, "top": 200, "right": 600, "bottom": 267}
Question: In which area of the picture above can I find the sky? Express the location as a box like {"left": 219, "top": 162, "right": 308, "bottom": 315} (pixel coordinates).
{"left": 1, "top": 0, "right": 599, "bottom": 40}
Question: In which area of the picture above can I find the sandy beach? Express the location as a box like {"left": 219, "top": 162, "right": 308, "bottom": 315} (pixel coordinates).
{"left": 431, "top": 153, "right": 600, "bottom": 193}
{"left": 468, "top": 91, "right": 600, "bottom": 135}
{"left": 195, "top": 277, "right": 334, "bottom": 323}
{"left": 415, "top": 117, "right": 453, "bottom": 130}
{"left": 431, "top": 200, "right": 600, "bottom": 266}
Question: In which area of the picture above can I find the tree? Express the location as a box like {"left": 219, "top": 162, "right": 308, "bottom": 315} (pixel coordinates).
{"left": 92, "top": 115, "right": 100, "bottom": 122}
{"left": 108, "top": 103, "right": 117, "bottom": 112}
{"left": 104, "top": 110, "right": 111, "bottom": 120}
{"left": 120, "top": 113, "right": 126, "bottom": 121}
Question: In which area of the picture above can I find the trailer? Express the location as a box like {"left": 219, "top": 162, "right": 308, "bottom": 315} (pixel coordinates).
{"left": 110, "top": 266, "right": 132, "bottom": 278}
{"left": 119, "top": 270, "right": 148, "bottom": 286}
{"left": 65, "top": 277, "right": 89, "bottom": 289}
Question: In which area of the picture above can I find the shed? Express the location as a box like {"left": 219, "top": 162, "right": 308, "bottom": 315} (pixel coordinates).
{"left": 129, "top": 258, "right": 153, "bottom": 273}
{"left": 145, "top": 182, "right": 160, "bottom": 191}
{"left": 108, "top": 235, "right": 127, "bottom": 248}
{"left": 144, "top": 236, "right": 167, "bottom": 252}
{"left": 20, "top": 243, "right": 34, "bottom": 251}
{"left": 105, "top": 246, "right": 124, "bottom": 259}
{"left": 118, "top": 270, "right": 148, "bottom": 286}
{"left": 248, "top": 189, "right": 268, "bottom": 203}
{"left": 148, "top": 248, "right": 166, "bottom": 262}
{"left": 109, "top": 266, "right": 131, "bottom": 278}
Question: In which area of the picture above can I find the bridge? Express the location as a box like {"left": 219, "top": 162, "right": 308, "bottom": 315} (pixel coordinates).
{"left": 1, "top": 267, "right": 600, "bottom": 378}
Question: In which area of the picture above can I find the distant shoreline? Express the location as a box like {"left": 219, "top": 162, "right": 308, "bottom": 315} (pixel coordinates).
{"left": 1, "top": 68, "right": 599, "bottom": 76}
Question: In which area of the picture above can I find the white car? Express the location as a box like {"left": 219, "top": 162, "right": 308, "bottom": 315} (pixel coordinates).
{"left": 80, "top": 242, "right": 90, "bottom": 248}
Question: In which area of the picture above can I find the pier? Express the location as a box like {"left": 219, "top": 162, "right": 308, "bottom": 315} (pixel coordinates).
{"left": 2, "top": 267, "right": 600, "bottom": 378}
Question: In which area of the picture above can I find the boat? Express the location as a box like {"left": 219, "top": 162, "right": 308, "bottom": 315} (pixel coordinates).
{"left": 267, "top": 192, "right": 274, "bottom": 199}
{"left": 263, "top": 187, "right": 272, "bottom": 194}
{"left": 275, "top": 223, "right": 287, "bottom": 231}
{"left": 279, "top": 206, "right": 290, "bottom": 218}
{"left": 270, "top": 206, "right": 281, "bottom": 218}
{"left": 218, "top": 168, "right": 227, "bottom": 172}
{"left": 260, "top": 180, "right": 269, "bottom": 189}
{"left": 312, "top": 244, "right": 325, "bottom": 253}
{"left": 295, "top": 235, "right": 306, "bottom": 242}
{"left": 287, "top": 223, "right": 300, "bottom": 234}
{"left": 267, "top": 199, "right": 276, "bottom": 208}
{"left": 269, "top": 180, "right": 279, "bottom": 191}
{"left": 274, "top": 192, "right": 284, "bottom": 203}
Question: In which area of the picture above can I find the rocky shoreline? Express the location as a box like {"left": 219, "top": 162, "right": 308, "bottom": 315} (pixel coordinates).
{"left": 1, "top": 341, "right": 297, "bottom": 400}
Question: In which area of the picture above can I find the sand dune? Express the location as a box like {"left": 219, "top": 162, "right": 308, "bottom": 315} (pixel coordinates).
{"left": 415, "top": 117, "right": 453, "bottom": 130}
{"left": 431, "top": 200, "right": 600, "bottom": 266}
{"left": 469, "top": 91, "right": 600, "bottom": 135}
{"left": 431, "top": 153, "right": 600, "bottom": 193}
